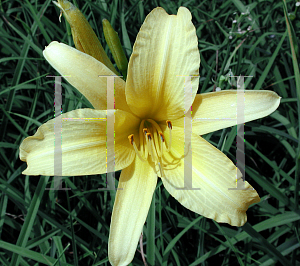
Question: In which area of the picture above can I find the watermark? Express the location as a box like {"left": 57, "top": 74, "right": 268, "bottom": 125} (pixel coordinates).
{"left": 47, "top": 75, "right": 121, "bottom": 191}
{"left": 228, "top": 76, "right": 253, "bottom": 191}
{"left": 49, "top": 75, "right": 252, "bottom": 191}
{"left": 46, "top": 76, "right": 70, "bottom": 190}
{"left": 177, "top": 75, "right": 200, "bottom": 190}
{"left": 98, "top": 75, "right": 122, "bottom": 191}
{"left": 193, "top": 75, "right": 253, "bottom": 191}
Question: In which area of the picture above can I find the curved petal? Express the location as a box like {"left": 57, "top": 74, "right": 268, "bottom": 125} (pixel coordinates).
{"left": 108, "top": 157, "right": 157, "bottom": 266}
{"left": 187, "top": 90, "right": 281, "bottom": 135}
{"left": 160, "top": 126, "right": 260, "bottom": 226}
{"left": 19, "top": 109, "right": 140, "bottom": 176}
{"left": 125, "top": 7, "right": 200, "bottom": 121}
{"left": 43, "top": 42, "right": 131, "bottom": 112}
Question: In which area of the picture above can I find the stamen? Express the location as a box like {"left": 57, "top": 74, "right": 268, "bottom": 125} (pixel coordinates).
{"left": 139, "top": 120, "right": 147, "bottom": 159}
{"left": 143, "top": 128, "right": 149, "bottom": 157}
{"left": 146, "top": 133, "right": 158, "bottom": 163}
{"left": 158, "top": 132, "right": 164, "bottom": 156}
{"left": 128, "top": 119, "right": 176, "bottom": 178}
{"left": 128, "top": 134, "right": 147, "bottom": 162}
{"left": 146, "top": 119, "right": 165, "bottom": 156}
{"left": 152, "top": 130, "right": 162, "bottom": 157}
{"left": 142, "top": 129, "right": 148, "bottom": 159}
{"left": 166, "top": 120, "right": 172, "bottom": 151}
{"left": 157, "top": 161, "right": 164, "bottom": 177}
{"left": 146, "top": 133, "right": 153, "bottom": 162}
{"left": 147, "top": 119, "right": 162, "bottom": 133}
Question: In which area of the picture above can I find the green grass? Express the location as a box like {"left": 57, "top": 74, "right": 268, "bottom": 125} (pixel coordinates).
{"left": 0, "top": 0, "right": 299, "bottom": 265}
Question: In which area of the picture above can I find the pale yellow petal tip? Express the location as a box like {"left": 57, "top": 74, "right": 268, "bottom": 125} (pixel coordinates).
{"left": 43, "top": 41, "right": 71, "bottom": 62}
{"left": 43, "top": 41, "right": 59, "bottom": 53}
{"left": 177, "top": 6, "right": 192, "bottom": 19}
{"left": 19, "top": 145, "right": 30, "bottom": 175}
{"left": 19, "top": 125, "right": 46, "bottom": 176}
{"left": 19, "top": 145, "right": 32, "bottom": 176}
{"left": 149, "top": 6, "right": 192, "bottom": 18}
{"left": 209, "top": 181, "right": 260, "bottom": 227}
{"left": 231, "top": 185, "right": 261, "bottom": 227}
{"left": 21, "top": 168, "right": 36, "bottom": 176}
{"left": 19, "top": 136, "right": 31, "bottom": 162}
{"left": 263, "top": 90, "right": 281, "bottom": 115}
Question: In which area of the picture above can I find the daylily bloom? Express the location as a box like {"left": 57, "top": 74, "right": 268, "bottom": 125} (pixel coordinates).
{"left": 19, "top": 6, "right": 281, "bottom": 266}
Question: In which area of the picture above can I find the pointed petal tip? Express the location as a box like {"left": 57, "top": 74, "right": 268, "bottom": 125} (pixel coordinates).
{"left": 262, "top": 90, "right": 281, "bottom": 115}
{"left": 43, "top": 41, "right": 60, "bottom": 55}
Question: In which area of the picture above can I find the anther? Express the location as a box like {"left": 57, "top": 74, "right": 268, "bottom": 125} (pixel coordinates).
{"left": 158, "top": 132, "right": 164, "bottom": 159}
{"left": 128, "top": 134, "right": 134, "bottom": 145}
{"left": 159, "top": 132, "right": 165, "bottom": 142}
{"left": 165, "top": 120, "right": 172, "bottom": 151}
{"left": 166, "top": 120, "right": 172, "bottom": 130}
{"left": 146, "top": 133, "right": 159, "bottom": 163}
{"left": 129, "top": 119, "right": 176, "bottom": 177}
{"left": 143, "top": 128, "right": 148, "bottom": 136}
{"left": 146, "top": 133, "right": 152, "bottom": 140}
{"left": 128, "top": 134, "right": 147, "bottom": 162}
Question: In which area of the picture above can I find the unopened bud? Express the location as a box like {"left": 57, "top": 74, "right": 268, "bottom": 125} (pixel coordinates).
{"left": 54, "top": 0, "right": 119, "bottom": 75}
{"left": 102, "top": 19, "right": 128, "bottom": 79}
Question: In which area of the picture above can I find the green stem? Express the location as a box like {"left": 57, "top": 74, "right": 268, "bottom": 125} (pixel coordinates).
{"left": 147, "top": 195, "right": 155, "bottom": 266}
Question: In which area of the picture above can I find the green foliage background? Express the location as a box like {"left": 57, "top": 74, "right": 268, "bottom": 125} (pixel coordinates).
{"left": 0, "top": 0, "right": 299, "bottom": 265}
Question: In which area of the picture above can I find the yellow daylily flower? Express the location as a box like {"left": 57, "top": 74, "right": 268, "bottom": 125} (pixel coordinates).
{"left": 19, "top": 7, "right": 281, "bottom": 266}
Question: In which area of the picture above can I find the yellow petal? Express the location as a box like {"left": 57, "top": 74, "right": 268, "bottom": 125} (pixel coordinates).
{"left": 125, "top": 7, "right": 200, "bottom": 121}
{"left": 108, "top": 157, "right": 157, "bottom": 266}
{"left": 43, "top": 41, "right": 131, "bottom": 113}
{"left": 189, "top": 90, "right": 281, "bottom": 135}
{"left": 19, "top": 109, "right": 140, "bottom": 176}
{"left": 54, "top": 0, "right": 118, "bottom": 74}
{"left": 160, "top": 126, "right": 260, "bottom": 226}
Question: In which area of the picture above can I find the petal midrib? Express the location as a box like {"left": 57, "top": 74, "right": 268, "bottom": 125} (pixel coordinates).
{"left": 155, "top": 17, "right": 172, "bottom": 104}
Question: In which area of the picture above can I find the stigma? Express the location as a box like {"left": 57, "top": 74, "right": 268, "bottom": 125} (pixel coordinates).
{"left": 128, "top": 119, "right": 173, "bottom": 176}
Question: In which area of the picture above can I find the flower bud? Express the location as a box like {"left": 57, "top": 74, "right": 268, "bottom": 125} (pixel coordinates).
{"left": 54, "top": 0, "right": 118, "bottom": 75}
{"left": 102, "top": 19, "right": 128, "bottom": 79}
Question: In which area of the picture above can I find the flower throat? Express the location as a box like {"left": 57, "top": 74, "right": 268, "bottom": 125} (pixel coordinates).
{"left": 128, "top": 119, "right": 172, "bottom": 176}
